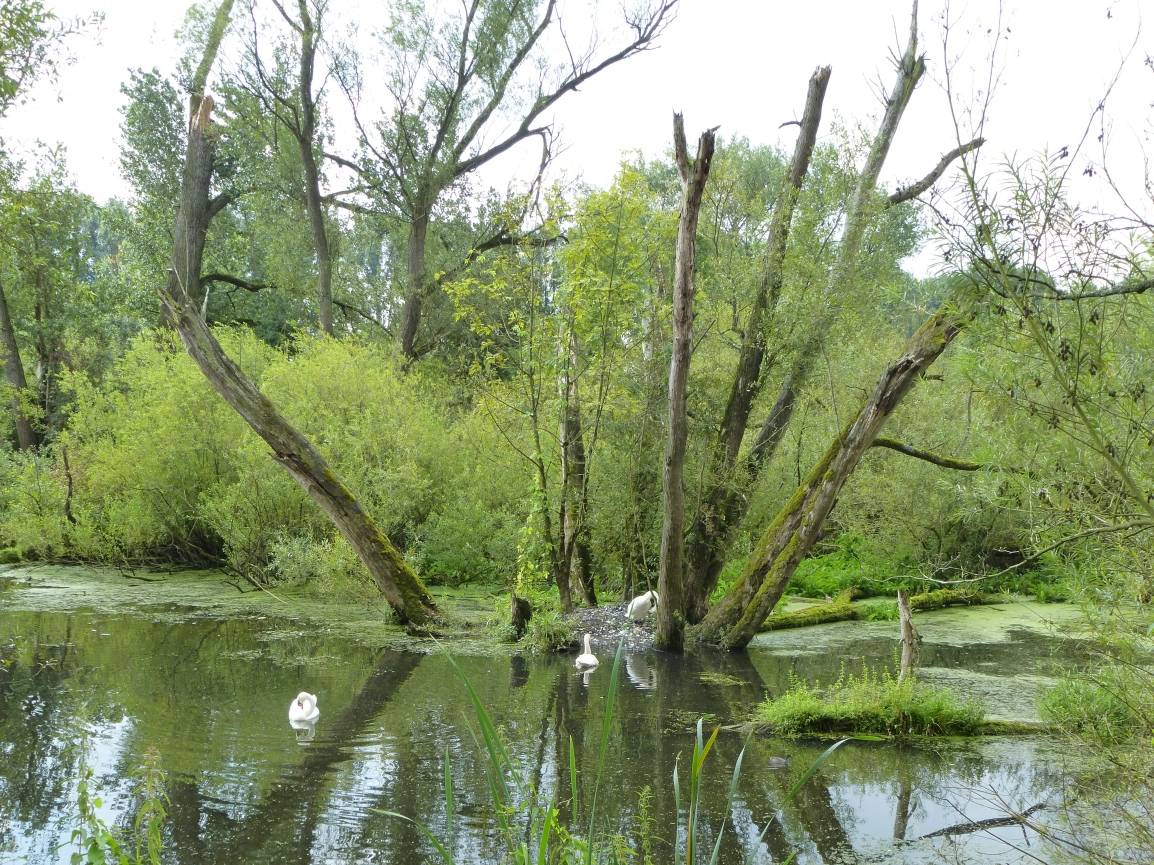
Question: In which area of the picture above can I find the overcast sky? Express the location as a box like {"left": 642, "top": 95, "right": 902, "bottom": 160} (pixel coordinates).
{"left": 2, "top": 0, "right": 1150, "bottom": 222}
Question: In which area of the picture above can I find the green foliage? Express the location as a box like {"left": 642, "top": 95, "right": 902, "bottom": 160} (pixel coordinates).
{"left": 521, "top": 605, "right": 576, "bottom": 654}
{"left": 1040, "top": 666, "right": 1154, "bottom": 744}
{"left": 67, "top": 749, "right": 167, "bottom": 865}
{"left": 754, "top": 666, "right": 986, "bottom": 737}
{"left": 0, "top": 331, "right": 526, "bottom": 592}
{"left": 787, "top": 533, "right": 910, "bottom": 599}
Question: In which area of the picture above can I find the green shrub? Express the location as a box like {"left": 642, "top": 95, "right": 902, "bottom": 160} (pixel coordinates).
{"left": 755, "top": 665, "right": 986, "bottom": 737}
{"left": 0, "top": 329, "right": 532, "bottom": 588}
{"left": 787, "top": 532, "right": 910, "bottom": 599}
{"left": 1040, "top": 666, "right": 1154, "bottom": 744}
{"left": 522, "top": 606, "right": 577, "bottom": 653}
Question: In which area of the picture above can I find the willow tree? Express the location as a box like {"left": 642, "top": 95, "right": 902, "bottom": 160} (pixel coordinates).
{"left": 159, "top": 0, "right": 440, "bottom": 626}
{"left": 330, "top": 0, "right": 678, "bottom": 360}
{"left": 0, "top": 0, "right": 92, "bottom": 447}
{"left": 241, "top": 0, "right": 336, "bottom": 334}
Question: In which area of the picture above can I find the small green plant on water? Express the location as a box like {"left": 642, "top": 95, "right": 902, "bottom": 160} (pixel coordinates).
{"left": 755, "top": 664, "right": 985, "bottom": 737}
{"left": 66, "top": 748, "right": 167, "bottom": 865}
{"left": 634, "top": 786, "right": 655, "bottom": 865}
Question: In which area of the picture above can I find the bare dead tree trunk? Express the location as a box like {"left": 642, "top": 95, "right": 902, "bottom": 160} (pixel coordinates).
{"left": 897, "top": 589, "right": 919, "bottom": 681}
{"left": 695, "top": 305, "right": 964, "bottom": 650}
{"left": 685, "top": 8, "right": 983, "bottom": 623}
{"left": 161, "top": 0, "right": 439, "bottom": 626}
{"left": 656, "top": 114, "right": 716, "bottom": 651}
{"left": 683, "top": 66, "right": 830, "bottom": 623}
{"left": 0, "top": 278, "right": 35, "bottom": 450}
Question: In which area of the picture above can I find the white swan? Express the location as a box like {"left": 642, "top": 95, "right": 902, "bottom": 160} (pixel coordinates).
{"left": 626, "top": 590, "right": 660, "bottom": 623}
{"left": 288, "top": 691, "right": 320, "bottom": 723}
{"left": 575, "top": 633, "right": 599, "bottom": 671}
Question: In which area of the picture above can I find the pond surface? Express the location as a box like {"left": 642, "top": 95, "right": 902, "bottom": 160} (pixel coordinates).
{"left": 0, "top": 566, "right": 1097, "bottom": 864}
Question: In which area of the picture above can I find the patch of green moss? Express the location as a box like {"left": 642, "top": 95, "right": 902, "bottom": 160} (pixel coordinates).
{"left": 759, "top": 591, "right": 859, "bottom": 632}
{"left": 698, "top": 671, "right": 746, "bottom": 687}
{"left": 0, "top": 547, "right": 20, "bottom": 564}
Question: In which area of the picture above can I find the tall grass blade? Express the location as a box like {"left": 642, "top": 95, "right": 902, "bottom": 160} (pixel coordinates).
{"left": 585, "top": 641, "right": 624, "bottom": 865}
{"left": 446, "top": 654, "right": 515, "bottom": 809}
{"left": 786, "top": 737, "right": 849, "bottom": 800}
{"left": 443, "top": 745, "right": 454, "bottom": 842}
{"left": 707, "top": 743, "right": 746, "bottom": 865}
{"left": 375, "top": 810, "right": 455, "bottom": 865}
{"left": 569, "top": 735, "right": 578, "bottom": 814}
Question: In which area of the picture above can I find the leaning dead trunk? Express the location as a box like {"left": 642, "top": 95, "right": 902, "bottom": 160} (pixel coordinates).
{"left": 695, "top": 306, "right": 964, "bottom": 650}
{"left": 683, "top": 66, "right": 830, "bottom": 623}
{"left": 0, "top": 278, "right": 36, "bottom": 450}
{"left": 161, "top": 2, "right": 439, "bottom": 626}
{"left": 656, "top": 114, "right": 716, "bottom": 651}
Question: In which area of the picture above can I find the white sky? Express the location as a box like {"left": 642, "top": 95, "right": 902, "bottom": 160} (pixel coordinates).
{"left": 1, "top": 0, "right": 1151, "bottom": 225}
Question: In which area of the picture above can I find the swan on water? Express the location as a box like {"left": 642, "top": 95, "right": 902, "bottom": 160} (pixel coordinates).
{"left": 626, "top": 590, "right": 659, "bottom": 623}
{"left": 289, "top": 691, "right": 320, "bottom": 723}
{"left": 575, "top": 633, "right": 599, "bottom": 670}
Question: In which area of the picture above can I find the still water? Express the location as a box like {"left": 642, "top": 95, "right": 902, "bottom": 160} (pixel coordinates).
{"left": 0, "top": 567, "right": 1093, "bottom": 864}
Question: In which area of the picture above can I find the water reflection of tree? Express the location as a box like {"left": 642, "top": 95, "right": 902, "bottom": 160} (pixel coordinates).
{"left": 198, "top": 650, "right": 424, "bottom": 864}
{"left": 0, "top": 617, "right": 83, "bottom": 854}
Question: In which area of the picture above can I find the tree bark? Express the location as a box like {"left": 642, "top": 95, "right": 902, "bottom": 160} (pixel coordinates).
{"left": 683, "top": 66, "right": 830, "bottom": 623}
{"left": 0, "top": 278, "right": 35, "bottom": 449}
{"left": 656, "top": 115, "right": 716, "bottom": 651}
{"left": 695, "top": 305, "right": 964, "bottom": 650}
{"left": 400, "top": 206, "right": 429, "bottom": 361}
{"left": 559, "top": 321, "right": 596, "bottom": 606}
{"left": 897, "top": 589, "right": 919, "bottom": 681}
{"left": 161, "top": 3, "right": 439, "bottom": 626}
{"left": 296, "top": 2, "right": 334, "bottom": 335}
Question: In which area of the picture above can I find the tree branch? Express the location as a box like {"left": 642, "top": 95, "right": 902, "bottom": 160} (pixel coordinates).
{"left": 888, "top": 136, "right": 985, "bottom": 205}
{"left": 870, "top": 437, "right": 990, "bottom": 471}
{"left": 451, "top": 0, "right": 677, "bottom": 180}
{"left": 200, "top": 272, "right": 268, "bottom": 292}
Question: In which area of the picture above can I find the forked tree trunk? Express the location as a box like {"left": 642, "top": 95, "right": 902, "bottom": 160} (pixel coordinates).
{"left": 0, "top": 279, "right": 36, "bottom": 450}
{"left": 683, "top": 66, "right": 830, "bottom": 623}
{"left": 695, "top": 306, "right": 963, "bottom": 650}
{"left": 161, "top": 4, "right": 439, "bottom": 626}
{"left": 656, "top": 115, "right": 716, "bottom": 651}
{"left": 686, "top": 8, "right": 932, "bottom": 614}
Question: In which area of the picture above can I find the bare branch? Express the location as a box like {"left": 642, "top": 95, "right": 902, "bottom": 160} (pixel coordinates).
{"left": 451, "top": 0, "right": 677, "bottom": 179}
{"left": 888, "top": 136, "right": 985, "bottom": 205}
{"left": 673, "top": 111, "right": 689, "bottom": 181}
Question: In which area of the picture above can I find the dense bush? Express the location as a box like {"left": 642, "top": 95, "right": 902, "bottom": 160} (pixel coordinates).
{"left": 0, "top": 329, "right": 527, "bottom": 591}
